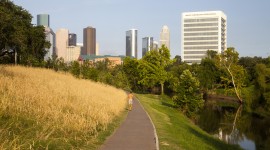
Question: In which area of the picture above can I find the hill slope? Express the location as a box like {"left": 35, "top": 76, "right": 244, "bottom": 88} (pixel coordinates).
{"left": 0, "top": 65, "right": 127, "bottom": 149}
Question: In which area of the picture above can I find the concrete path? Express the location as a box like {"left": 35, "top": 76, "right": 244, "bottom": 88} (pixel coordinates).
{"left": 100, "top": 97, "right": 158, "bottom": 150}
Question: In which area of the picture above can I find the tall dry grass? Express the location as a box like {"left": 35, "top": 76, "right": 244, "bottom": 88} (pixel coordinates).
{"left": 0, "top": 65, "right": 127, "bottom": 149}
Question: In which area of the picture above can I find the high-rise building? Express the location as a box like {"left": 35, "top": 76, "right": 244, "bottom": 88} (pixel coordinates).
{"left": 82, "top": 26, "right": 96, "bottom": 55}
{"left": 142, "top": 37, "right": 153, "bottom": 57}
{"left": 68, "top": 33, "right": 77, "bottom": 46}
{"left": 37, "top": 14, "right": 54, "bottom": 60}
{"left": 37, "top": 14, "right": 50, "bottom": 27}
{"left": 153, "top": 41, "right": 159, "bottom": 51}
{"left": 126, "top": 29, "right": 138, "bottom": 58}
{"left": 160, "top": 25, "right": 170, "bottom": 50}
{"left": 56, "top": 28, "right": 69, "bottom": 59}
{"left": 181, "top": 11, "right": 227, "bottom": 64}
{"left": 44, "top": 27, "right": 55, "bottom": 60}
{"left": 66, "top": 46, "right": 81, "bottom": 62}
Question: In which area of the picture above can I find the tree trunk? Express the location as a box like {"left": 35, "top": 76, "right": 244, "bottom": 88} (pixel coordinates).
{"left": 226, "top": 67, "right": 243, "bottom": 104}
{"left": 160, "top": 82, "right": 164, "bottom": 95}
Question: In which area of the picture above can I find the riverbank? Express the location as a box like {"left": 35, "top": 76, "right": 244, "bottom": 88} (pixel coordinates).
{"left": 136, "top": 94, "right": 242, "bottom": 150}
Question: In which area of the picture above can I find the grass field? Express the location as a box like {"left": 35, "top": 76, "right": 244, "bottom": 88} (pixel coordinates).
{"left": 0, "top": 65, "right": 127, "bottom": 149}
{"left": 136, "top": 94, "right": 242, "bottom": 150}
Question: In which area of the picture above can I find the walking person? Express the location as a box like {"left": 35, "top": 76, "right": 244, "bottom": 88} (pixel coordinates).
{"left": 127, "top": 91, "right": 134, "bottom": 111}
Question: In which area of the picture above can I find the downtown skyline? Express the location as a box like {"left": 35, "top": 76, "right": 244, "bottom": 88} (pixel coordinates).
{"left": 12, "top": 0, "right": 270, "bottom": 59}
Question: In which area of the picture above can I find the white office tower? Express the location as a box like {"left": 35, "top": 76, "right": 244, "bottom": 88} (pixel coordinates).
{"left": 160, "top": 25, "right": 170, "bottom": 50}
{"left": 181, "top": 11, "right": 227, "bottom": 64}
{"left": 56, "top": 28, "right": 69, "bottom": 60}
{"left": 44, "top": 27, "right": 55, "bottom": 60}
{"left": 126, "top": 29, "right": 138, "bottom": 58}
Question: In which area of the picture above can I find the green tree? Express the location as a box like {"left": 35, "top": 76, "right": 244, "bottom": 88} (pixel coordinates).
{"left": 70, "top": 61, "right": 80, "bottom": 78}
{"left": 138, "top": 45, "right": 171, "bottom": 94}
{"left": 123, "top": 57, "right": 142, "bottom": 92}
{"left": 0, "top": 0, "right": 49, "bottom": 65}
{"left": 215, "top": 47, "right": 247, "bottom": 103}
{"left": 172, "top": 69, "right": 204, "bottom": 118}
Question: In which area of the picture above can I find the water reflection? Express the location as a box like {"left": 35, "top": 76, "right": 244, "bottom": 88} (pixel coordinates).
{"left": 197, "top": 100, "right": 270, "bottom": 150}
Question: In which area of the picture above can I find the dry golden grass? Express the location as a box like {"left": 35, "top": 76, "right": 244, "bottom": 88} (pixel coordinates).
{"left": 0, "top": 65, "right": 127, "bottom": 149}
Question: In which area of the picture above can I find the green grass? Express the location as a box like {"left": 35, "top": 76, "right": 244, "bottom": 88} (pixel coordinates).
{"left": 136, "top": 94, "right": 242, "bottom": 150}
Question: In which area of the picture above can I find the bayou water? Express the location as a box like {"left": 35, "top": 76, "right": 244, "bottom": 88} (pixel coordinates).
{"left": 196, "top": 100, "right": 270, "bottom": 150}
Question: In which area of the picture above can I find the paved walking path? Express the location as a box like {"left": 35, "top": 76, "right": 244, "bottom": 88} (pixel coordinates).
{"left": 100, "top": 97, "right": 158, "bottom": 150}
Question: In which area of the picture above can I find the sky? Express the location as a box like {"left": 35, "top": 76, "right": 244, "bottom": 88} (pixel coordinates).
{"left": 12, "top": 0, "right": 270, "bottom": 59}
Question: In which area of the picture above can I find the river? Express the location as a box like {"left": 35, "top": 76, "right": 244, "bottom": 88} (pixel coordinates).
{"left": 196, "top": 100, "right": 270, "bottom": 150}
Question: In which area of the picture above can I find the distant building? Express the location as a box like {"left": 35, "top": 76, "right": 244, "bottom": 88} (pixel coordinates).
{"left": 66, "top": 45, "right": 81, "bottom": 62}
{"left": 82, "top": 26, "right": 96, "bottom": 55}
{"left": 55, "top": 28, "right": 69, "bottom": 59}
{"left": 126, "top": 29, "right": 138, "bottom": 58}
{"left": 160, "top": 25, "right": 170, "bottom": 49}
{"left": 142, "top": 37, "right": 153, "bottom": 57}
{"left": 37, "top": 14, "right": 50, "bottom": 27}
{"left": 44, "top": 27, "right": 55, "bottom": 60}
{"left": 96, "top": 42, "right": 99, "bottom": 56}
{"left": 68, "top": 33, "right": 77, "bottom": 46}
{"left": 37, "top": 14, "right": 55, "bottom": 60}
{"left": 153, "top": 41, "right": 159, "bottom": 51}
{"left": 181, "top": 11, "right": 227, "bottom": 64}
{"left": 79, "top": 55, "right": 125, "bottom": 66}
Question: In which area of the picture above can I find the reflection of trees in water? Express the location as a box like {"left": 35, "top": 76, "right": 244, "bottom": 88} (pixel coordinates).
{"left": 216, "top": 105, "right": 243, "bottom": 144}
{"left": 199, "top": 102, "right": 270, "bottom": 150}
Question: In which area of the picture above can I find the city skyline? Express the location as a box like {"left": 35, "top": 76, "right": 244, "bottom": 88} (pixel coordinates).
{"left": 13, "top": 0, "right": 270, "bottom": 59}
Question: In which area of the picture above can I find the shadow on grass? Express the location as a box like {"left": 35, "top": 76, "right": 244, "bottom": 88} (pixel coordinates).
{"left": 161, "top": 101, "right": 178, "bottom": 109}
{"left": 187, "top": 126, "right": 242, "bottom": 150}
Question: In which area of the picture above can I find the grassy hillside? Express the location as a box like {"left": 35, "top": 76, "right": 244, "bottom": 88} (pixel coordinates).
{"left": 136, "top": 94, "right": 242, "bottom": 150}
{"left": 0, "top": 65, "right": 127, "bottom": 149}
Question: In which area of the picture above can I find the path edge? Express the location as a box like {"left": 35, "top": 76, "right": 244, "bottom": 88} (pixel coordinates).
{"left": 135, "top": 97, "right": 159, "bottom": 150}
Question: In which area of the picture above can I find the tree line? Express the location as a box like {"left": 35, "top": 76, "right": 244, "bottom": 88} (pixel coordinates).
{"left": 1, "top": 0, "right": 270, "bottom": 118}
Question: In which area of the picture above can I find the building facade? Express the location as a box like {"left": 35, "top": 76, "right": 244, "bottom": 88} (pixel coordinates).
{"left": 82, "top": 26, "right": 96, "bottom": 55}
{"left": 66, "top": 45, "right": 81, "bottom": 62}
{"left": 126, "top": 29, "right": 138, "bottom": 58}
{"left": 37, "top": 14, "right": 50, "bottom": 27}
{"left": 160, "top": 25, "right": 170, "bottom": 50}
{"left": 181, "top": 11, "right": 227, "bottom": 64}
{"left": 44, "top": 27, "right": 55, "bottom": 60}
{"left": 68, "top": 33, "right": 77, "bottom": 46}
{"left": 55, "top": 28, "right": 69, "bottom": 60}
{"left": 142, "top": 37, "right": 153, "bottom": 57}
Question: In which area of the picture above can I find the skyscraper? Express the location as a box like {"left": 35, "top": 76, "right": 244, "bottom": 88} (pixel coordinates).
{"left": 37, "top": 14, "right": 54, "bottom": 60}
{"left": 126, "top": 29, "right": 138, "bottom": 58}
{"left": 37, "top": 14, "right": 50, "bottom": 27}
{"left": 181, "top": 11, "right": 227, "bottom": 64}
{"left": 44, "top": 27, "right": 55, "bottom": 60}
{"left": 82, "top": 26, "right": 96, "bottom": 55}
{"left": 160, "top": 25, "right": 170, "bottom": 50}
{"left": 68, "top": 33, "right": 77, "bottom": 46}
{"left": 56, "top": 28, "right": 69, "bottom": 59}
{"left": 142, "top": 37, "right": 153, "bottom": 57}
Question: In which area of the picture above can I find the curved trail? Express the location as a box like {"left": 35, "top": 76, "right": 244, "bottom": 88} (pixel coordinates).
{"left": 100, "top": 97, "right": 158, "bottom": 150}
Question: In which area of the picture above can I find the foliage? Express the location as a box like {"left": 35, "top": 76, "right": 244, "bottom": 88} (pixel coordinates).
{"left": 138, "top": 45, "right": 171, "bottom": 94}
{"left": 215, "top": 47, "right": 247, "bottom": 103}
{"left": 0, "top": 0, "right": 49, "bottom": 65}
{"left": 172, "top": 69, "right": 204, "bottom": 118}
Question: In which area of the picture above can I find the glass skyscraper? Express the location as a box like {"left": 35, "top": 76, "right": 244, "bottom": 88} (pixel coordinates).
{"left": 37, "top": 14, "right": 50, "bottom": 27}
{"left": 181, "top": 11, "right": 227, "bottom": 64}
{"left": 126, "top": 29, "right": 138, "bottom": 58}
{"left": 68, "top": 33, "right": 77, "bottom": 46}
{"left": 142, "top": 37, "right": 153, "bottom": 57}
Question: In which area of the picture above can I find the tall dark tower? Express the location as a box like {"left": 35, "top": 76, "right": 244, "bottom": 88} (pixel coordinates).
{"left": 82, "top": 26, "right": 96, "bottom": 55}
{"left": 68, "top": 33, "right": 77, "bottom": 46}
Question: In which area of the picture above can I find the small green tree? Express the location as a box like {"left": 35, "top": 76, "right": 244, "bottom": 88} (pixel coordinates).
{"left": 172, "top": 69, "right": 204, "bottom": 118}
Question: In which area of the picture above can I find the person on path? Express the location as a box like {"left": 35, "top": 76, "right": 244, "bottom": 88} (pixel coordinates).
{"left": 127, "top": 92, "right": 134, "bottom": 111}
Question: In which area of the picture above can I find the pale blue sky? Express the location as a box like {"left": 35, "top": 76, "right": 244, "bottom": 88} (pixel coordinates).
{"left": 13, "top": 0, "right": 270, "bottom": 58}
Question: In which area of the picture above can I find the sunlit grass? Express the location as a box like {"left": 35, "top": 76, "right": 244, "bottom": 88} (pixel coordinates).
{"left": 136, "top": 94, "right": 242, "bottom": 150}
{"left": 0, "top": 65, "right": 127, "bottom": 149}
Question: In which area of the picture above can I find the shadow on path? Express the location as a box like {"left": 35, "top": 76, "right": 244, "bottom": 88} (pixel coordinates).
{"left": 99, "top": 97, "right": 157, "bottom": 150}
